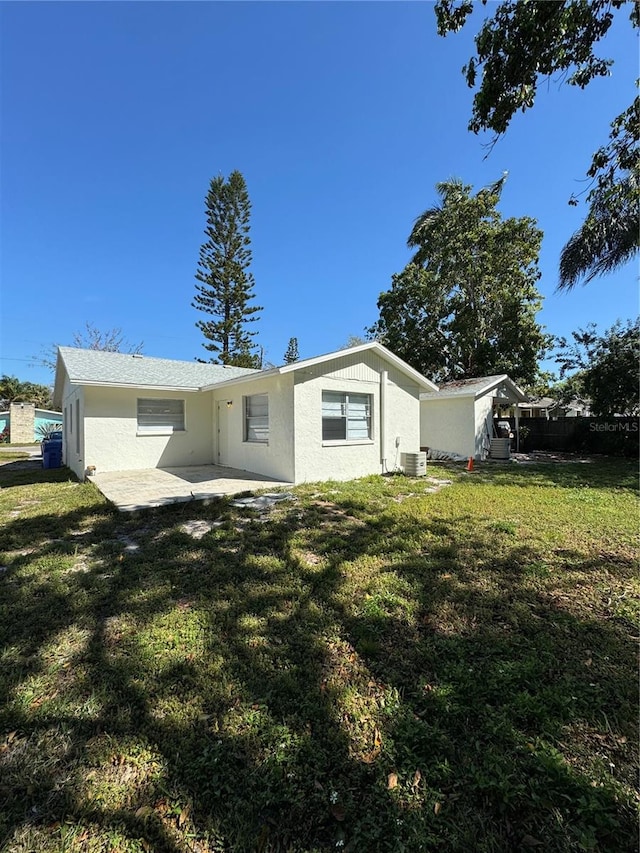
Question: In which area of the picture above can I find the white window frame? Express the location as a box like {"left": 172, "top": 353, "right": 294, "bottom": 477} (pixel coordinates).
{"left": 321, "top": 391, "right": 373, "bottom": 445}
{"left": 244, "top": 394, "right": 269, "bottom": 443}
{"left": 137, "top": 398, "right": 185, "bottom": 435}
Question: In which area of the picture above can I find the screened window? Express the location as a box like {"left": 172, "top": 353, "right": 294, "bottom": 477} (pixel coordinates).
{"left": 244, "top": 394, "right": 269, "bottom": 442}
{"left": 322, "top": 391, "right": 372, "bottom": 441}
{"left": 137, "top": 398, "right": 185, "bottom": 433}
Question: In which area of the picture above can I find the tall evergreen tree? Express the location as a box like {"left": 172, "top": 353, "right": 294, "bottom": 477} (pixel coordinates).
{"left": 283, "top": 337, "right": 299, "bottom": 364}
{"left": 193, "top": 171, "right": 262, "bottom": 365}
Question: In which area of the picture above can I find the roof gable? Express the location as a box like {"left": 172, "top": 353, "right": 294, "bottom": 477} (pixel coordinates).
{"left": 201, "top": 342, "right": 439, "bottom": 392}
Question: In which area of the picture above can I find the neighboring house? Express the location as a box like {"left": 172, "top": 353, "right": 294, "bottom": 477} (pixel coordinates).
{"left": 420, "top": 374, "right": 529, "bottom": 460}
{"left": 561, "top": 399, "right": 592, "bottom": 418}
{"left": 0, "top": 403, "right": 63, "bottom": 443}
{"left": 507, "top": 397, "right": 592, "bottom": 418}
{"left": 506, "top": 396, "right": 556, "bottom": 419}
{"left": 52, "top": 343, "right": 437, "bottom": 483}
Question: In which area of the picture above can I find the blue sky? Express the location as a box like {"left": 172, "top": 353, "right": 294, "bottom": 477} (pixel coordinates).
{"left": 2, "top": 1, "right": 637, "bottom": 387}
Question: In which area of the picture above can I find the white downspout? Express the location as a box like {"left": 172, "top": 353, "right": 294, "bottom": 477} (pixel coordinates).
{"left": 380, "top": 369, "right": 388, "bottom": 472}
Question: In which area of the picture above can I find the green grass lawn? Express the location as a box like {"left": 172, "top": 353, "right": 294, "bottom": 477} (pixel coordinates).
{"left": 0, "top": 458, "right": 637, "bottom": 852}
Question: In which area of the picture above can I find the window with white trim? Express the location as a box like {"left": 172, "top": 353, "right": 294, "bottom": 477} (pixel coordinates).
{"left": 244, "top": 394, "right": 269, "bottom": 442}
{"left": 137, "top": 398, "right": 185, "bottom": 433}
{"left": 322, "top": 391, "right": 372, "bottom": 441}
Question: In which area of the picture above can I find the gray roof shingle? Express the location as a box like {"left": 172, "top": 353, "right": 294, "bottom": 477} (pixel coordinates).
{"left": 420, "top": 374, "right": 528, "bottom": 403}
{"left": 57, "top": 347, "right": 258, "bottom": 390}
{"left": 420, "top": 375, "right": 508, "bottom": 398}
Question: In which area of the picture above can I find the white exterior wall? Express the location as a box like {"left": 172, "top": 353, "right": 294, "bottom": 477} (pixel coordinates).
{"left": 211, "top": 373, "right": 295, "bottom": 483}
{"left": 61, "top": 378, "right": 85, "bottom": 480}
{"left": 59, "top": 350, "right": 424, "bottom": 484}
{"left": 292, "top": 350, "right": 422, "bottom": 484}
{"left": 474, "top": 394, "right": 494, "bottom": 459}
{"left": 420, "top": 396, "right": 477, "bottom": 458}
{"left": 82, "top": 386, "right": 214, "bottom": 474}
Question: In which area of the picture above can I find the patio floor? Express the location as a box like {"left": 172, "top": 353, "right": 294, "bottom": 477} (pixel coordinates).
{"left": 89, "top": 464, "right": 293, "bottom": 512}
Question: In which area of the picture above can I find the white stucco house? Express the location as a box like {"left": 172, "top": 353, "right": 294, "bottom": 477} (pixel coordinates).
{"left": 53, "top": 343, "right": 437, "bottom": 484}
{"left": 420, "top": 374, "right": 528, "bottom": 460}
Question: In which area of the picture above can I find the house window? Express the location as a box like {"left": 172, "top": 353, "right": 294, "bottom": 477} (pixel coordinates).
{"left": 75, "top": 400, "right": 80, "bottom": 453}
{"left": 244, "top": 394, "right": 269, "bottom": 442}
{"left": 137, "top": 398, "right": 185, "bottom": 433}
{"left": 322, "top": 391, "right": 372, "bottom": 441}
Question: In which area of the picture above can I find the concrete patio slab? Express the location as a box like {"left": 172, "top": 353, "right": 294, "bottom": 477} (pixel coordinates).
{"left": 89, "top": 464, "right": 293, "bottom": 512}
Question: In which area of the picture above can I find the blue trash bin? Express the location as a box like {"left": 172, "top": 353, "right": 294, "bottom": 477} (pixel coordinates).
{"left": 42, "top": 439, "right": 63, "bottom": 469}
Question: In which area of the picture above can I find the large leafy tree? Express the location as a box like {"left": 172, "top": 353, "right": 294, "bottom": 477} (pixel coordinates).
{"left": 434, "top": 0, "right": 639, "bottom": 289}
{"left": 555, "top": 318, "right": 640, "bottom": 415}
{"left": 369, "top": 178, "right": 549, "bottom": 386}
{"left": 193, "top": 171, "right": 262, "bottom": 367}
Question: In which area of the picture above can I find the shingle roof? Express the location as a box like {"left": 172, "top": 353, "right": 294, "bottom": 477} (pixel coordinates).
{"left": 421, "top": 375, "right": 508, "bottom": 398}
{"left": 420, "top": 374, "right": 528, "bottom": 403}
{"left": 56, "top": 347, "right": 258, "bottom": 390}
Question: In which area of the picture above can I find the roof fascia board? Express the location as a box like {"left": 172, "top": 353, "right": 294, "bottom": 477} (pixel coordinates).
{"left": 420, "top": 389, "right": 476, "bottom": 400}
{"left": 68, "top": 380, "right": 203, "bottom": 393}
{"left": 52, "top": 349, "right": 66, "bottom": 409}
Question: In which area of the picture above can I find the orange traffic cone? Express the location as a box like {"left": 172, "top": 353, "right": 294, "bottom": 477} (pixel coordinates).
{"left": 466, "top": 456, "right": 474, "bottom": 472}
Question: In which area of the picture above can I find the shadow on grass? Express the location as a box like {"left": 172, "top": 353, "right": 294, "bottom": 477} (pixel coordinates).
{"left": 0, "top": 461, "right": 72, "bottom": 487}
{"left": 0, "top": 475, "right": 637, "bottom": 852}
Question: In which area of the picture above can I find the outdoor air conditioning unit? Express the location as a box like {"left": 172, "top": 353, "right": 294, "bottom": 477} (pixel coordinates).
{"left": 401, "top": 451, "right": 427, "bottom": 476}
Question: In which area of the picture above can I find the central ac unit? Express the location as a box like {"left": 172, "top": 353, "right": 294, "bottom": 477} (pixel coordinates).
{"left": 401, "top": 451, "right": 427, "bottom": 476}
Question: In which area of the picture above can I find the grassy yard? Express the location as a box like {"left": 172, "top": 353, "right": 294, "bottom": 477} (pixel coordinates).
{"left": 0, "top": 458, "right": 637, "bottom": 852}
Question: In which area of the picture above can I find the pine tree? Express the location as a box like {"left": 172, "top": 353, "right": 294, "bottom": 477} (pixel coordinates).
{"left": 193, "top": 171, "right": 262, "bottom": 365}
{"left": 283, "top": 337, "right": 299, "bottom": 364}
